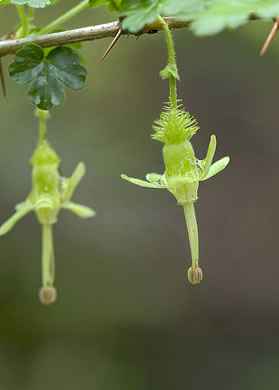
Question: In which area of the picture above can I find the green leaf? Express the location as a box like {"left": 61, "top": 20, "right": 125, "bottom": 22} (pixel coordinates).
{"left": 121, "top": 174, "right": 165, "bottom": 188}
{"left": 89, "top": 0, "right": 109, "bottom": 7}
{"left": 0, "top": 0, "right": 11, "bottom": 7}
{"left": 118, "top": 0, "right": 205, "bottom": 33}
{"left": 89, "top": 0, "right": 124, "bottom": 10}
{"left": 11, "top": 0, "right": 52, "bottom": 7}
{"left": 9, "top": 44, "right": 87, "bottom": 110}
{"left": 120, "top": 1, "right": 161, "bottom": 33}
{"left": 160, "top": 0, "right": 206, "bottom": 16}
{"left": 175, "top": 0, "right": 279, "bottom": 36}
{"left": 118, "top": 0, "right": 279, "bottom": 35}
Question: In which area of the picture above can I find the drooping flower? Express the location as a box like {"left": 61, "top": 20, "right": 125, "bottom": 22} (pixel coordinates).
{"left": 0, "top": 128, "right": 95, "bottom": 303}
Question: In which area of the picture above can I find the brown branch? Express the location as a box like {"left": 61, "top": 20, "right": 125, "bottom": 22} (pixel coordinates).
{"left": 0, "top": 18, "right": 188, "bottom": 57}
{"left": 0, "top": 12, "right": 269, "bottom": 58}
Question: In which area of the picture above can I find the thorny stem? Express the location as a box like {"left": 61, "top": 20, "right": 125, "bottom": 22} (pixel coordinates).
{"left": 42, "top": 224, "right": 55, "bottom": 287}
{"left": 157, "top": 15, "right": 178, "bottom": 109}
{"left": 0, "top": 14, "right": 268, "bottom": 57}
{"left": 38, "top": 0, "right": 89, "bottom": 36}
{"left": 16, "top": 6, "right": 28, "bottom": 38}
{"left": 183, "top": 203, "right": 199, "bottom": 267}
{"left": 0, "top": 19, "right": 188, "bottom": 57}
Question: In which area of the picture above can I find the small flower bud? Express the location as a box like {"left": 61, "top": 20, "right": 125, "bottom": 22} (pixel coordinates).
{"left": 187, "top": 266, "right": 203, "bottom": 285}
{"left": 39, "top": 286, "right": 57, "bottom": 305}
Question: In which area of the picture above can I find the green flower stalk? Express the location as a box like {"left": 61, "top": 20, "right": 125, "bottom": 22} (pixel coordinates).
{"left": 121, "top": 16, "right": 229, "bottom": 284}
{"left": 0, "top": 109, "right": 95, "bottom": 304}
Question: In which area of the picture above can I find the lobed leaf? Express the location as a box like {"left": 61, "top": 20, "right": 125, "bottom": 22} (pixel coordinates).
{"left": 89, "top": 0, "right": 125, "bottom": 11}
{"left": 117, "top": 0, "right": 279, "bottom": 36}
{"left": 9, "top": 44, "right": 87, "bottom": 110}
{"left": 11, "top": 0, "right": 52, "bottom": 7}
{"left": 189, "top": 0, "right": 279, "bottom": 36}
{"left": 89, "top": 0, "right": 109, "bottom": 7}
{"left": 0, "top": 0, "right": 11, "bottom": 7}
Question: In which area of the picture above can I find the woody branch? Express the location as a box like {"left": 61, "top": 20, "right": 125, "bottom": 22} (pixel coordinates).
{"left": 0, "top": 13, "right": 263, "bottom": 57}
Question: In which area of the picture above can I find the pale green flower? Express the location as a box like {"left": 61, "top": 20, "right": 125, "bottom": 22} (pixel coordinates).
{"left": 0, "top": 124, "right": 95, "bottom": 304}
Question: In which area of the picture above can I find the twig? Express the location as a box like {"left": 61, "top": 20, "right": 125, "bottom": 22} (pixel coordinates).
{"left": 0, "top": 18, "right": 188, "bottom": 57}
{"left": 0, "top": 13, "right": 266, "bottom": 58}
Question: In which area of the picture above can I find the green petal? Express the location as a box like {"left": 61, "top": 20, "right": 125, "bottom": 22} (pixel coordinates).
{"left": 167, "top": 174, "right": 196, "bottom": 185}
{"left": 146, "top": 173, "right": 162, "bottom": 182}
{"left": 200, "top": 157, "right": 230, "bottom": 181}
{"left": 62, "top": 201, "right": 96, "bottom": 218}
{"left": 121, "top": 174, "right": 165, "bottom": 189}
{"left": 0, "top": 201, "right": 33, "bottom": 236}
{"left": 199, "top": 135, "right": 216, "bottom": 180}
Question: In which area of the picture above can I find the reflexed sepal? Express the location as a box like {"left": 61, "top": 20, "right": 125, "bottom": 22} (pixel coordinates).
{"left": 63, "top": 162, "right": 86, "bottom": 203}
{"left": 199, "top": 135, "right": 216, "bottom": 180}
{"left": 62, "top": 202, "right": 96, "bottom": 218}
{"left": 121, "top": 174, "right": 166, "bottom": 189}
{"left": 0, "top": 201, "right": 33, "bottom": 236}
{"left": 200, "top": 156, "right": 230, "bottom": 181}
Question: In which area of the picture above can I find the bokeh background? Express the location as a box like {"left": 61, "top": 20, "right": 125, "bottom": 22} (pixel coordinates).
{"left": 1, "top": 2, "right": 279, "bottom": 389}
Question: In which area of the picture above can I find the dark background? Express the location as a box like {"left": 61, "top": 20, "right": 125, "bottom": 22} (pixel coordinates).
{"left": 1, "top": 2, "right": 279, "bottom": 389}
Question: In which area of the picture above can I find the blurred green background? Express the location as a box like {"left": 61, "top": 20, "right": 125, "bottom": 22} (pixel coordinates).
{"left": 1, "top": 2, "right": 279, "bottom": 389}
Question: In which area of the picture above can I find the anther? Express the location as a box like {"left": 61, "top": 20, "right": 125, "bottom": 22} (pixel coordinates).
{"left": 39, "top": 286, "right": 57, "bottom": 305}
{"left": 187, "top": 266, "right": 203, "bottom": 285}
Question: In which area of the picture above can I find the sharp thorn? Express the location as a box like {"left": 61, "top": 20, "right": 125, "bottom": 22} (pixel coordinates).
{"left": 100, "top": 28, "right": 122, "bottom": 62}
{"left": 0, "top": 59, "right": 7, "bottom": 98}
{"left": 260, "top": 17, "right": 279, "bottom": 56}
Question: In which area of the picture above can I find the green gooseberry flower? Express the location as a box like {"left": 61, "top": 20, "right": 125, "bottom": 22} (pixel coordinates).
{"left": 0, "top": 134, "right": 95, "bottom": 304}
{"left": 121, "top": 103, "right": 229, "bottom": 284}
{"left": 122, "top": 15, "right": 229, "bottom": 285}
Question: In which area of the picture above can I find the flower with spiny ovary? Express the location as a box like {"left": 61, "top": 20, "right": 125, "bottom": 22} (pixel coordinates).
{"left": 122, "top": 104, "right": 229, "bottom": 284}
{"left": 0, "top": 139, "right": 95, "bottom": 304}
